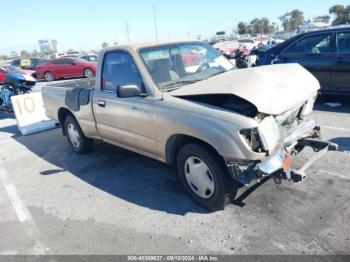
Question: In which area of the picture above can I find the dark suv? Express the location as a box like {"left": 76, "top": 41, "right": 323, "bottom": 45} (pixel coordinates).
{"left": 11, "top": 58, "right": 49, "bottom": 70}
{"left": 256, "top": 26, "right": 350, "bottom": 94}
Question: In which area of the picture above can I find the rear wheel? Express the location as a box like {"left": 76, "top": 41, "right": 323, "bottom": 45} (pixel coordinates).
{"left": 64, "top": 115, "right": 93, "bottom": 154}
{"left": 177, "top": 143, "right": 236, "bottom": 211}
{"left": 84, "top": 68, "right": 95, "bottom": 78}
{"left": 44, "top": 72, "right": 55, "bottom": 81}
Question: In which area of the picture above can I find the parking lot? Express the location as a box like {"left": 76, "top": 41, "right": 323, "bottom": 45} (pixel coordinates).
{"left": 0, "top": 80, "right": 349, "bottom": 255}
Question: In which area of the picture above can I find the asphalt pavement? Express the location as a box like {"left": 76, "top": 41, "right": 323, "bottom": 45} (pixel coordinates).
{"left": 0, "top": 80, "right": 349, "bottom": 255}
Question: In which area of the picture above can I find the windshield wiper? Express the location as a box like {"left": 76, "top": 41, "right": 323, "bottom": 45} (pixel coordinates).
{"left": 161, "top": 79, "right": 202, "bottom": 91}
{"left": 203, "top": 70, "right": 228, "bottom": 80}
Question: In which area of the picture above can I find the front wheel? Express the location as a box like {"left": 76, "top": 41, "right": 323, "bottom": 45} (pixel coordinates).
{"left": 44, "top": 72, "right": 55, "bottom": 82}
{"left": 84, "top": 68, "right": 95, "bottom": 78}
{"left": 64, "top": 115, "right": 93, "bottom": 154}
{"left": 177, "top": 143, "right": 236, "bottom": 211}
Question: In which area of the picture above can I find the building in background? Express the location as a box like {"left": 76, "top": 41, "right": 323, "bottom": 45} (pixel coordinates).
{"left": 38, "top": 39, "right": 59, "bottom": 54}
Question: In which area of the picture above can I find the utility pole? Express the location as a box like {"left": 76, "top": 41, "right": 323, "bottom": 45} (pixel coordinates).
{"left": 153, "top": 5, "right": 158, "bottom": 41}
{"left": 126, "top": 22, "right": 130, "bottom": 42}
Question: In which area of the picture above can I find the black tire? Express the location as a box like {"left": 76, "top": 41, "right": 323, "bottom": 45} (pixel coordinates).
{"left": 84, "top": 68, "right": 95, "bottom": 78}
{"left": 44, "top": 72, "right": 55, "bottom": 82}
{"left": 177, "top": 143, "right": 237, "bottom": 211}
{"left": 64, "top": 115, "right": 93, "bottom": 154}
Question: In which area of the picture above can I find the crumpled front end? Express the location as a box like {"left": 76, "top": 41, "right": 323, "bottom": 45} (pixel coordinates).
{"left": 226, "top": 101, "right": 338, "bottom": 185}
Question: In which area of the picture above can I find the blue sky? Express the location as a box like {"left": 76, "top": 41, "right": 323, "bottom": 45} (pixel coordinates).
{"left": 1, "top": 0, "right": 349, "bottom": 54}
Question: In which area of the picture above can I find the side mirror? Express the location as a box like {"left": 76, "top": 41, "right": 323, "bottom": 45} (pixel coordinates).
{"left": 117, "top": 84, "right": 145, "bottom": 98}
{"left": 71, "top": 62, "right": 76, "bottom": 65}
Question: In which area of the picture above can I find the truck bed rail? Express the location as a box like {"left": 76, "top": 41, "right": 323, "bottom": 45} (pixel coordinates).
{"left": 47, "top": 78, "right": 96, "bottom": 89}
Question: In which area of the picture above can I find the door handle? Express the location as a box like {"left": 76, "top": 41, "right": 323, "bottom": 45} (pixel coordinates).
{"left": 97, "top": 100, "right": 106, "bottom": 107}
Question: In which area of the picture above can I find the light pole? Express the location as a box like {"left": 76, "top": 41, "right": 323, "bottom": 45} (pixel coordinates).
{"left": 126, "top": 22, "right": 130, "bottom": 42}
{"left": 153, "top": 5, "right": 158, "bottom": 41}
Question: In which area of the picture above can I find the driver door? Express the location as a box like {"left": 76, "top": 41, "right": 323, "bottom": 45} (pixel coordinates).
{"left": 93, "top": 51, "right": 157, "bottom": 156}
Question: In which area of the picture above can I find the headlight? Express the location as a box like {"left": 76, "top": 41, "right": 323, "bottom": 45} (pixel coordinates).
{"left": 240, "top": 117, "right": 280, "bottom": 154}
{"left": 240, "top": 128, "right": 266, "bottom": 153}
{"left": 257, "top": 116, "right": 280, "bottom": 152}
{"left": 301, "top": 96, "right": 316, "bottom": 116}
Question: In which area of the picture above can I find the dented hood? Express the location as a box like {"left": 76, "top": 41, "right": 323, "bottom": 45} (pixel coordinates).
{"left": 169, "top": 64, "right": 320, "bottom": 115}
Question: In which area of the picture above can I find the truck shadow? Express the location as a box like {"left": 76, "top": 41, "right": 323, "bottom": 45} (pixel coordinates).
{"left": 0, "top": 112, "right": 15, "bottom": 120}
{"left": 14, "top": 129, "right": 206, "bottom": 215}
{"left": 0, "top": 112, "right": 20, "bottom": 138}
{"left": 0, "top": 124, "right": 21, "bottom": 138}
{"left": 14, "top": 128, "right": 269, "bottom": 215}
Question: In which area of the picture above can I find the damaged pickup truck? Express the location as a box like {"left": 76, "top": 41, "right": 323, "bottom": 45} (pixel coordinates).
{"left": 42, "top": 41, "right": 338, "bottom": 210}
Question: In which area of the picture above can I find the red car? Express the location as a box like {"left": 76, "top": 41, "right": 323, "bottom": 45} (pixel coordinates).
{"left": 36, "top": 57, "right": 96, "bottom": 81}
{"left": 0, "top": 67, "right": 6, "bottom": 83}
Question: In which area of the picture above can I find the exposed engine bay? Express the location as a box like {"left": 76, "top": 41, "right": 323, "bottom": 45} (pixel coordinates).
{"left": 176, "top": 94, "right": 258, "bottom": 117}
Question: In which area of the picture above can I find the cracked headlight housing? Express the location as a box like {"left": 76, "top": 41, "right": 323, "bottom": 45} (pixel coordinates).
{"left": 240, "top": 127, "right": 266, "bottom": 153}
{"left": 240, "top": 116, "right": 280, "bottom": 154}
{"left": 257, "top": 116, "right": 280, "bottom": 152}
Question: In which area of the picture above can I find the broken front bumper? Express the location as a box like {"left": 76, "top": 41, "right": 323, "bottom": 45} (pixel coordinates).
{"left": 227, "top": 125, "right": 338, "bottom": 185}
{"left": 256, "top": 138, "right": 338, "bottom": 182}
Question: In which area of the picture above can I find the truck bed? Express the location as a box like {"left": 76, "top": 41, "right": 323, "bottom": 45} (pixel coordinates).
{"left": 42, "top": 78, "right": 95, "bottom": 119}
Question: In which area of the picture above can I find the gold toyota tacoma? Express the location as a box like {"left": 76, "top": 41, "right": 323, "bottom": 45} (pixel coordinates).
{"left": 42, "top": 41, "right": 337, "bottom": 210}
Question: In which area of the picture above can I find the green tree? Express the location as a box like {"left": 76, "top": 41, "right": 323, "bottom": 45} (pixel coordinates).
{"left": 268, "top": 22, "right": 278, "bottom": 33}
{"left": 329, "top": 5, "right": 350, "bottom": 25}
{"left": 237, "top": 22, "right": 247, "bottom": 35}
{"left": 279, "top": 9, "right": 305, "bottom": 31}
{"left": 247, "top": 17, "right": 271, "bottom": 35}
{"left": 20, "top": 50, "right": 31, "bottom": 58}
{"left": 101, "top": 42, "right": 109, "bottom": 49}
{"left": 0, "top": 54, "right": 10, "bottom": 60}
{"left": 32, "top": 49, "right": 39, "bottom": 57}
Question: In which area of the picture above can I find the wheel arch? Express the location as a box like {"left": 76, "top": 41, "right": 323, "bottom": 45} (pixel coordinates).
{"left": 58, "top": 107, "right": 76, "bottom": 136}
{"left": 165, "top": 134, "right": 223, "bottom": 166}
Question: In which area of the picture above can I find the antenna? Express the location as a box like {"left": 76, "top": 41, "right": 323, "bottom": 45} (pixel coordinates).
{"left": 126, "top": 22, "right": 130, "bottom": 42}
{"left": 153, "top": 5, "right": 158, "bottom": 41}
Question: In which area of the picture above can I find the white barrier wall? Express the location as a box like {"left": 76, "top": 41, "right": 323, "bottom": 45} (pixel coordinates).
{"left": 11, "top": 92, "right": 58, "bottom": 136}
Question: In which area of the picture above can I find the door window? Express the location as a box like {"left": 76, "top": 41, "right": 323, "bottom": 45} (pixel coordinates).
{"left": 52, "top": 59, "right": 72, "bottom": 65}
{"left": 59, "top": 59, "right": 73, "bottom": 64}
{"left": 337, "top": 32, "right": 350, "bottom": 53}
{"left": 284, "top": 34, "right": 331, "bottom": 54}
{"left": 101, "top": 52, "right": 143, "bottom": 92}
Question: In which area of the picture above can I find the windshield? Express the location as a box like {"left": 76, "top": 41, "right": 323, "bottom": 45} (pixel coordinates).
{"left": 3, "top": 65, "right": 23, "bottom": 73}
{"left": 74, "top": 57, "right": 93, "bottom": 63}
{"left": 140, "top": 42, "right": 234, "bottom": 90}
